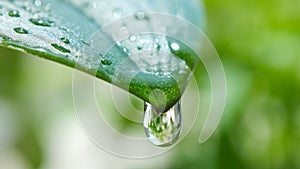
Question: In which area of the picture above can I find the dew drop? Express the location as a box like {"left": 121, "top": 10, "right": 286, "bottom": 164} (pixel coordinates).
{"left": 8, "top": 10, "right": 20, "bottom": 17}
{"left": 60, "top": 37, "right": 70, "bottom": 44}
{"left": 101, "top": 58, "right": 112, "bottom": 65}
{"left": 129, "top": 35, "right": 137, "bottom": 42}
{"left": 170, "top": 43, "right": 180, "bottom": 51}
{"left": 51, "top": 44, "right": 71, "bottom": 53}
{"left": 135, "top": 11, "right": 146, "bottom": 20}
{"left": 29, "top": 18, "right": 54, "bottom": 27}
{"left": 144, "top": 101, "right": 182, "bottom": 147}
{"left": 34, "top": 0, "right": 42, "bottom": 7}
{"left": 13, "top": 27, "right": 29, "bottom": 34}
{"left": 112, "top": 8, "right": 122, "bottom": 18}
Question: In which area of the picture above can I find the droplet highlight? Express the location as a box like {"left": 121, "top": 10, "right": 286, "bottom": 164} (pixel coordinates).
{"left": 8, "top": 10, "right": 20, "bottom": 17}
{"left": 170, "top": 43, "right": 180, "bottom": 51}
{"left": 13, "top": 27, "right": 29, "bottom": 34}
{"left": 144, "top": 101, "right": 182, "bottom": 147}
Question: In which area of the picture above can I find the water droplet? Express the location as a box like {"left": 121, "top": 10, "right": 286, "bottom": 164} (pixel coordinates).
{"left": 154, "top": 43, "right": 161, "bottom": 50}
{"left": 170, "top": 43, "right": 180, "bottom": 51}
{"left": 144, "top": 101, "right": 182, "bottom": 146}
{"left": 34, "top": 0, "right": 42, "bottom": 7}
{"left": 29, "top": 18, "right": 54, "bottom": 27}
{"left": 82, "top": 40, "right": 90, "bottom": 46}
{"left": 101, "top": 58, "right": 112, "bottom": 65}
{"left": 8, "top": 10, "right": 20, "bottom": 17}
{"left": 51, "top": 44, "right": 71, "bottom": 53}
{"left": 135, "top": 11, "right": 146, "bottom": 20}
{"left": 121, "top": 25, "right": 129, "bottom": 35}
{"left": 13, "top": 27, "right": 29, "bottom": 34}
{"left": 129, "top": 35, "right": 137, "bottom": 42}
{"left": 123, "top": 48, "right": 128, "bottom": 53}
{"left": 137, "top": 46, "right": 143, "bottom": 50}
{"left": 112, "top": 8, "right": 122, "bottom": 18}
{"left": 61, "top": 37, "right": 70, "bottom": 44}
{"left": 116, "top": 41, "right": 122, "bottom": 46}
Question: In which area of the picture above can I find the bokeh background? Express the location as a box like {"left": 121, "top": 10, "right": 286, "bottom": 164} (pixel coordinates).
{"left": 1, "top": 0, "right": 300, "bottom": 168}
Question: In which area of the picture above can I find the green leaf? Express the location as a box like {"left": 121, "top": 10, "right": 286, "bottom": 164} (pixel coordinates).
{"left": 0, "top": 0, "right": 203, "bottom": 111}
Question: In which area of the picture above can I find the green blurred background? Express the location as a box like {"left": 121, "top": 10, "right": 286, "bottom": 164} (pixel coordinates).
{"left": 0, "top": 0, "right": 300, "bottom": 168}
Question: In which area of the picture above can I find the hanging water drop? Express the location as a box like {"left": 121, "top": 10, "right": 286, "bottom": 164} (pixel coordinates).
{"left": 13, "top": 27, "right": 29, "bottom": 34}
{"left": 8, "top": 10, "right": 20, "bottom": 17}
{"left": 144, "top": 101, "right": 182, "bottom": 146}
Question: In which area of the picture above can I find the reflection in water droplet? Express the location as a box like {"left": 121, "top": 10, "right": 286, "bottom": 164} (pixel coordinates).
{"left": 170, "top": 43, "right": 180, "bottom": 51}
{"left": 13, "top": 27, "right": 29, "bottom": 34}
{"left": 8, "top": 10, "right": 20, "bottom": 17}
{"left": 29, "top": 18, "right": 54, "bottom": 27}
{"left": 61, "top": 37, "right": 70, "bottom": 44}
{"left": 144, "top": 101, "right": 182, "bottom": 146}
{"left": 112, "top": 8, "right": 122, "bottom": 18}
{"left": 51, "top": 44, "right": 71, "bottom": 53}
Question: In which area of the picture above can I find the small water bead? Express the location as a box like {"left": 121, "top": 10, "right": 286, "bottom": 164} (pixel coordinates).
{"left": 61, "top": 37, "right": 70, "bottom": 44}
{"left": 121, "top": 25, "right": 129, "bottom": 35}
{"left": 51, "top": 44, "right": 70, "bottom": 53}
{"left": 13, "top": 27, "right": 29, "bottom": 34}
{"left": 135, "top": 11, "right": 146, "bottom": 20}
{"left": 101, "top": 58, "right": 112, "bottom": 65}
{"left": 116, "top": 41, "right": 122, "bottom": 46}
{"left": 129, "top": 35, "right": 137, "bottom": 42}
{"left": 137, "top": 46, "right": 143, "bottom": 50}
{"left": 112, "top": 8, "right": 122, "bottom": 18}
{"left": 34, "top": 0, "right": 42, "bottom": 7}
{"left": 8, "top": 10, "right": 20, "bottom": 17}
{"left": 29, "top": 18, "right": 54, "bottom": 27}
{"left": 144, "top": 101, "right": 182, "bottom": 146}
{"left": 170, "top": 43, "right": 180, "bottom": 51}
{"left": 123, "top": 47, "right": 128, "bottom": 53}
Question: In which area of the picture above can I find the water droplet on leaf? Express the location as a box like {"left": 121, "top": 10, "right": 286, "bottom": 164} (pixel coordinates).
{"left": 129, "top": 35, "right": 137, "bottom": 42}
{"left": 101, "top": 58, "right": 112, "bottom": 65}
{"left": 13, "top": 27, "right": 29, "bottom": 34}
{"left": 170, "top": 43, "right": 180, "bottom": 51}
{"left": 61, "top": 37, "right": 70, "bottom": 44}
{"left": 34, "top": 0, "right": 42, "bottom": 7}
{"left": 29, "top": 18, "right": 54, "bottom": 27}
{"left": 144, "top": 101, "right": 182, "bottom": 147}
{"left": 135, "top": 11, "right": 146, "bottom": 20}
{"left": 51, "top": 44, "right": 70, "bottom": 53}
{"left": 112, "top": 8, "right": 122, "bottom": 18}
{"left": 8, "top": 10, "right": 20, "bottom": 17}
